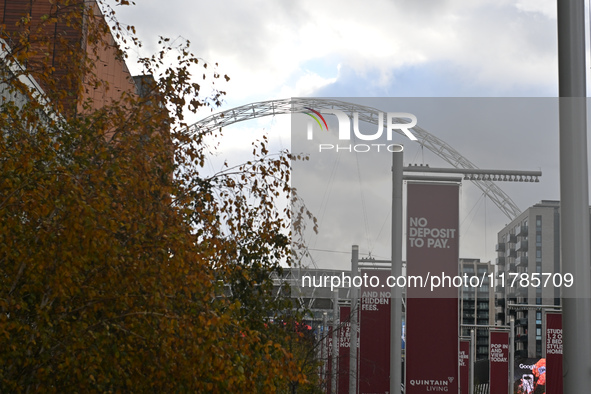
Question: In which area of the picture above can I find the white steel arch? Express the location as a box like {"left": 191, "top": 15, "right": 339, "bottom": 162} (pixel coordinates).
{"left": 188, "top": 98, "right": 522, "bottom": 220}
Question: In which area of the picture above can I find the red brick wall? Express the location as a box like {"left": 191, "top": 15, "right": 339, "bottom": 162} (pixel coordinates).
{"left": 0, "top": 0, "right": 137, "bottom": 114}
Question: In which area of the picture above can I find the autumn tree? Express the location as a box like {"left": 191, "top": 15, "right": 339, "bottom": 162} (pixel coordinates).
{"left": 0, "top": 1, "right": 319, "bottom": 392}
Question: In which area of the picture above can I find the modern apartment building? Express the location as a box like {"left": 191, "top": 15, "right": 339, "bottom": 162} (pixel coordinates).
{"left": 459, "top": 258, "right": 496, "bottom": 360}
{"left": 495, "top": 200, "right": 562, "bottom": 358}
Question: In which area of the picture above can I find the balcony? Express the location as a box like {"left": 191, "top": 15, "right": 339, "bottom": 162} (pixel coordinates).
{"left": 517, "top": 287, "right": 529, "bottom": 298}
{"left": 516, "top": 225, "right": 528, "bottom": 237}
{"left": 495, "top": 243, "right": 505, "bottom": 252}
{"left": 516, "top": 317, "right": 528, "bottom": 326}
{"left": 516, "top": 240, "right": 528, "bottom": 251}
{"left": 507, "top": 234, "right": 517, "bottom": 243}
{"left": 506, "top": 249, "right": 517, "bottom": 258}
{"left": 495, "top": 298, "right": 505, "bottom": 308}
{"left": 461, "top": 287, "right": 474, "bottom": 298}
{"left": 495, "top": 284, "right": 505, "bottom": 293}
{"left": 516, "top": 255, "right": 528, "bottom": 267}
{"left": 496, "top": 256, "right": 505, "bottom": 266}
{"left": 478, "top": 285, "right": 490, "bottom": 294}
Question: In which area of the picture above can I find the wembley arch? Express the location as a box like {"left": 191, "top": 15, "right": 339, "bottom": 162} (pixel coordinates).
{"left": 187, "top": 98, "right": 523, "bottom": 220}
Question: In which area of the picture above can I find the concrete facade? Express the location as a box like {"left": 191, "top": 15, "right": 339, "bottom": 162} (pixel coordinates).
{"left": 495, "top": 200, "right": 562, "bottom": 358}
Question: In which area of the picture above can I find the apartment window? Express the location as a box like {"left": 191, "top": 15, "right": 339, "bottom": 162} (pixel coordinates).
{"left": 536, "top": 234, "right": 541, "bottom": 246}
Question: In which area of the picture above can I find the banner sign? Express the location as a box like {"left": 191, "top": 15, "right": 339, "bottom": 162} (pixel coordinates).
{"left": 489, "top": 331, "right": 509, "bottom": 394}
{"left": 513, "top": 357, "right": 546, "bottom": 394}
{"left": 405, "top": 182, "right": 459, "bottom": 393}
{"left": 459, "top": 340, "right": 470, "bottom": 394}
{"left": 338, "top": 306, "right": 351, "bottom": 394}
{"left": 359, "top": 269, "right": 391, "bottom": 394}
{"left": 546, "top": 313, "right": 562, "bottom": 394}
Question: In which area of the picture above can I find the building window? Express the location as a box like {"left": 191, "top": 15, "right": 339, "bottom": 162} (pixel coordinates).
{"left": 536, "top": 234, "right": 541, "bottom": 246}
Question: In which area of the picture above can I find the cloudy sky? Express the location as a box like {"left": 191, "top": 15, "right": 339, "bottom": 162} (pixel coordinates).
{"left": 115, "top": 0, "right": 561, "bottom": 101}
{"left": 110, "top": 0, "right": 589, "bottom": 270}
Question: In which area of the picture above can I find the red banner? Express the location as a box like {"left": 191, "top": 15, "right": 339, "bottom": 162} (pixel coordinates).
{"left": 338, "top": 306, "right": 351, "bottom": 394}
{"left": 459, "top": 340, "right": 470, "bottom": 394}
{"left": 489, "top": 331, "right": 509, "bottom": 394}
{"left": 546, "top": 313, "right": 562, "bottom": 394}
{"left": 405, "top": 182, "right": 459, "bottom": 393}
{"left": 358, "top": 269, "right": 391, "bottom": 394}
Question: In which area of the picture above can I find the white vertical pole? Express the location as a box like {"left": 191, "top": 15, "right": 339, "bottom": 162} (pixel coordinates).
{"left": 469, "top": 329, "right": 475, "bottom": 394}
{"left": 350, "top": 245, "right": 359, "bottom": 394}
{"left": 332, "top": 290, "right": 339, "bottom": 393}
{"left": 510, "top": 318, "right": 515, "bottom": 394}
{"left": 323, "top": 312, "right": 328, "bottom": 387}
{"left": 391, "top": 147, "right": 404, "bottom": 394}
{"left": 557, "top": 0, "right": 591, "bottom": 392}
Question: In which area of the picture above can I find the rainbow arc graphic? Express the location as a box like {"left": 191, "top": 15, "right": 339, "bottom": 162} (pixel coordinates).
{"left": 304, "top": 107, "right": 328, "bottom": 131}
